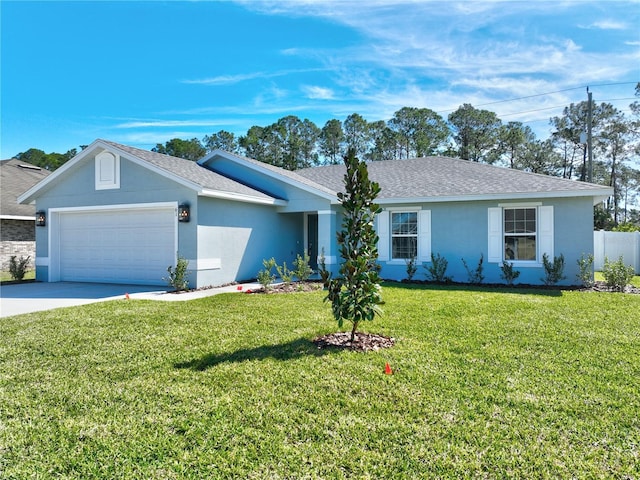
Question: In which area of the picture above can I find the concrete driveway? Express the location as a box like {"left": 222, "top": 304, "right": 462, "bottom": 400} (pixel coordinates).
{"left": 0, "top": 282, "right": 166, "bottom": 318}
{"left": 0, "top": 281, "right": 263, "bottom": 318}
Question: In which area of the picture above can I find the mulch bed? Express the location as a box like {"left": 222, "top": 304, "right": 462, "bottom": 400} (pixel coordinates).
{"left": 250, "top": 282, "right": 324, "bottom": 294}
{"left": 313, "top": 331, "right": 395, "bottom": 352}
{"left": 588, "top": 281, "right": 640, "bottom": 294}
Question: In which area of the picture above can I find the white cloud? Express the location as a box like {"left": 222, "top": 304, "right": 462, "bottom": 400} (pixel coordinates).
{"left": 582, "top": 19, "right": 629, "bottom": 30}
{"left": 182, "top": 72, "right": 266, "bottom": 86}
{"left": 302, "top": 85, "right": 335, "bottom": 99}
{"left": 183, "top": 68, "right": 328, "bottom": 86}
{"left": 114, "top": 119, "right": 230, "bottom": 129}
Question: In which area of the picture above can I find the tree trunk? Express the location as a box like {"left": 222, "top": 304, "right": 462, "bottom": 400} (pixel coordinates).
{"left": 350, "top": 321, "right": 359, "bottom": 343}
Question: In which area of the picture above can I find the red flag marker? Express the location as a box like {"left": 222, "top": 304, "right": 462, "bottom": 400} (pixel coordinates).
{"left": 125, "top": 293, "right": 130, "bottom": 300}
{"left": 384, "top": 362, "right": 393, "bottom": 375}
{"left": 237, "top": 285, "right": 243, "bottom": 290}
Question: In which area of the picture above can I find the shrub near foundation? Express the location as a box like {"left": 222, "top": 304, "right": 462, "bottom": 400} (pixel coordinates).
{"left": 602, "top": 256, "right": 635, "bottom": 291}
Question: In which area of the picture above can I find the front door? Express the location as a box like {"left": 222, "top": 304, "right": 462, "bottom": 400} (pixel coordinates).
{"left": 307, "top": 213, "right": 318, "bottom": 270}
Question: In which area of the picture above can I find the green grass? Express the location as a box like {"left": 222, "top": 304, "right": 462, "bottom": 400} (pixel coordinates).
{"left": 0, "top": 270, "right": 35, "bottom": 282}
{"left": 1, "top": 284, "right": 639, "bottom": 478}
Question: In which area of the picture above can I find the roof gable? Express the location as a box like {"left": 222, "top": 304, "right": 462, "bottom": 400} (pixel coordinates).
{"left": 18, "top": 140, "right": 283, "bottom": 206}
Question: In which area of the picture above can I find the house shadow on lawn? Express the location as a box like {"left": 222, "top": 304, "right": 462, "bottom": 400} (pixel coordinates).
{"left": 384, "top": 281, "right": 565, "bottom": 297}
{"left": 175, "top": 337, "right": 337, "bottom": 371}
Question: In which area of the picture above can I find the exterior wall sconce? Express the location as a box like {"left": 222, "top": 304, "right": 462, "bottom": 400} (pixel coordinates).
{"left": 36, "top": 210, "right": 46, "bottom": 227}
{"left": 178, "top": 204, "right": 190, "bottom": 222}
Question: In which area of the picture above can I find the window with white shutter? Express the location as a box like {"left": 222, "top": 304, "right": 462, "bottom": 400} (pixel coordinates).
{"left": 488, "top": 204, "right": 553, "bottom": 265}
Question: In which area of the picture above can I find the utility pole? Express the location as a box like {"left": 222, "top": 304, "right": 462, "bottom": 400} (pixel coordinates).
{"left": 587, "top": 87, "right": 593, "bottom": 183}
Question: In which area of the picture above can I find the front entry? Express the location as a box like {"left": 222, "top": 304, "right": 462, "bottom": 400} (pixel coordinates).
{"left": 306, "top": 213, "right": 318, "bottom": 270}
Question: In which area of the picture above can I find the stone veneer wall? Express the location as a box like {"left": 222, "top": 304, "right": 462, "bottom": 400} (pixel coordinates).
{"left": 1, "top": 219, "right": 36, "bottom": 271}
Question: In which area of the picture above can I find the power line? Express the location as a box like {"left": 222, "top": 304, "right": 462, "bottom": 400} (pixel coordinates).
{"left": 437, "top": 81, "right": 638, "bottom": 115}
{"left": 496, "top": 97, "right": 637, "bottom": 120}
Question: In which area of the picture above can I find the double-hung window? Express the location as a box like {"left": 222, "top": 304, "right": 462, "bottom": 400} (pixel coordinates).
{"left": 488, "top": 204, "right": 554, "bottom": 265}
{"left": 391, "top": 212, "right": 418, "bottom": 259}
{"left": 503, "top": 207, "right": 536, "bottom": 261}
{"left": 377, "top": 209, "right": 430, "bottom": 262}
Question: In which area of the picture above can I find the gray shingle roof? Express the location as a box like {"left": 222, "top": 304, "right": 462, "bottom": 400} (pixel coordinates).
{"left": 101, "top": 140, "right": 277, "bottom": 201}
{"left": 1, "top": 159, "right": 51, "bottom": 216}
{"left": 296, "top": 156, "right": 610, "bottom": 201}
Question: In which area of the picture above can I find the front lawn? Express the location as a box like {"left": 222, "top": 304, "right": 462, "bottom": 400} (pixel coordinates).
{"left": 1, "top": 285, "right": 638, "bottom": 478}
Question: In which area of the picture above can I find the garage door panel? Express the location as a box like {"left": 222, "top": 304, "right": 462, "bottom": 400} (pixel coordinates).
{"left": 59, "top": 207, "right": 176, "bottom": 285}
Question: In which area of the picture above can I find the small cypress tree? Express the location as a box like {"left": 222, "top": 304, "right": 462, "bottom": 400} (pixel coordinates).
{"left": 321, "top": 148, "right": 383, "bottom": 342}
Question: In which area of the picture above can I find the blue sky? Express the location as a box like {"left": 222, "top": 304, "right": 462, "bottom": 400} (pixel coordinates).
{"left": 1, "top": 0, "right": 639, "bottom": 159}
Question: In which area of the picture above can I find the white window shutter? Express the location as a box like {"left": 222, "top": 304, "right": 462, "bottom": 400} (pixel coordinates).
{"left": 538, "top": 205, "right": 554, "bottom": 260}
{"left": 418, "top": 210, "right": 431, "bottom": 262}
{"left": 376, "top": 210, "right": 390, "bottom": 261}
{"left": 487, "top": 207, "right": 502, "bottom": 263}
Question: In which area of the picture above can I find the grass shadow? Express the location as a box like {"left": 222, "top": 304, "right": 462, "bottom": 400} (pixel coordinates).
{"left": 175, "top": 337, "right": 336, "bottom": 371}
{"left": 383, "top": 280, "right": 565, "bottom": 297}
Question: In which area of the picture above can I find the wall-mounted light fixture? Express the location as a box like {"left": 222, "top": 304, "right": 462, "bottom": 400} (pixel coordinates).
{"left": 36, "top": 210, "right": 46, "bottom": 227}
{"left": 178, "top": 204, "right": 190, "bottom": 223}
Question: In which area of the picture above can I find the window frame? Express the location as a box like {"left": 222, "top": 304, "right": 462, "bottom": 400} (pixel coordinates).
{"left": 390, "top": 210, "right": 419, "bottom": 260}
{"left": 503, "top": 206, "right": 537, "bottom": 262}
{"left": 488, "top": 203, "right": 553, "bottom": 268}
{"left": 377, "top": 208, "right": 430, "bottom": 264}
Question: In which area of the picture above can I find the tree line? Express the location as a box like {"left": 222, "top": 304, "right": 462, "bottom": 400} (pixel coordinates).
{"left": 13, "top": 84, "right": 640, "bottom": 228}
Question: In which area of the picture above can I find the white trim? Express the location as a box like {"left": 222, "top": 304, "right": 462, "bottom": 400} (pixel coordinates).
{"left": 95, "top": 151, "right": 120, "bottom": 190}
{"left": 384, "top": 206, "right": 422, "bottom": 211}
{"left": 199, "top": 188, "right": 287, "bottom": 206}
{"left": 317, "top": 210, "right": 336, "bottom": 216}
{"left": 498, "top": 202, "right": 542, "bottom": 207}
{"left": 49, "top": 201, "right": 177, "bottom": 214}
{"left": 0, "top": 215, "right": 35, "bottom": 221}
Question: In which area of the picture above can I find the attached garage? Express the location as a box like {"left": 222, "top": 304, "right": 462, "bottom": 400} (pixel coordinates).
{"left": 52, "top": 204, "right": 177, "bottom": 285}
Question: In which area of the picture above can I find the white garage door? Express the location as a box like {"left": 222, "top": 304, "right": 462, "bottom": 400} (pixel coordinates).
{"left": 59, "top": 207, "right": 176, "bottom": 285}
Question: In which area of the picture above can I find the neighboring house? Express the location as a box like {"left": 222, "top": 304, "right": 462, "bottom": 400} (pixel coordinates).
{"left": 1, "top": 159, "right": 51, "bottom": 272}
{"left": 18, "top": 139, "right": 612, "bottom": 287}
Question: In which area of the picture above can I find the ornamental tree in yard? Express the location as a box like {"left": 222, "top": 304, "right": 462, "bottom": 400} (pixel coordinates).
{"left": 321, "top": 148, "right": 383, "bottom": 342}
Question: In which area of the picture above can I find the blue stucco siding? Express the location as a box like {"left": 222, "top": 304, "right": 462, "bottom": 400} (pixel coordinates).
{"left": 195, "top": 196, "right": 304, "bottom": 286}
{"left": 375, "top": 197, "right": 594, "bottom": 285}
{"left": 36, "top": 154, "right": 194, "bottom": 208}
{"left": 32, "top": 153, "right": 196, "bottom": 283}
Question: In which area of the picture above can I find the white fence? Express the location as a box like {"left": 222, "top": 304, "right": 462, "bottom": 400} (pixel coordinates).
{"left": 594, "top": 231, "right": 640, "bottom": 274}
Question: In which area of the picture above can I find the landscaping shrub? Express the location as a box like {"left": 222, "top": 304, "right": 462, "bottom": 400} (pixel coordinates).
{"left": 8, "top": 255, "right": 30, "bottom": 281}
{"left": 500, "top": 261, "right": 521, "bottom": 285}
{"left": 164, "top": 255, "right": 190, "bottom": 291}
{"left": 275, "top": 261, "right": 294, "bottom": 285}
{"left": 424, "top": 253, "right": 451, "bottom": 283}
{"left": 461, "top": 253, "right": 484, "bottom": 285}
{"left": 576, "top": 253, "right": 594, "bottom": 288}
{"left": 293, "top": 252, "right": 314, "bottom": 282}
{"left": 602, "top": 256, "right": 635, "bottom": 291}
{"left": 541, "top": 253, "right": 566, "bottom": 286}
{"left": 257, "top": 257, "right": 277, "bottom": 291}
{"left": 405, "top": 256, "right": 418, "bottom": 281}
